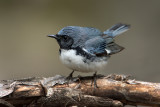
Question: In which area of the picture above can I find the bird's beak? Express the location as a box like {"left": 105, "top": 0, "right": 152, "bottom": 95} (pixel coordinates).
{"left": 47, "top": 35, "right": 58, "bottom": 39}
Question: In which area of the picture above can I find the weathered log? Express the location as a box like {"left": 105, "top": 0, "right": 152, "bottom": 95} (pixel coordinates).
{"left": 0, "top": 74, "right": 160, "bottom": 107}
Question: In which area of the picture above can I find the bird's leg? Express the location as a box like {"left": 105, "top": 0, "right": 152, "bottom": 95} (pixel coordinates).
{"left": 67, "top": 70, "right": 74, "bottom": 79}
{"left": 91, "top": 71, "right": 99, "bottom": 88}
{"left": 66, "top": 70, "right": 75, "bottom": 84}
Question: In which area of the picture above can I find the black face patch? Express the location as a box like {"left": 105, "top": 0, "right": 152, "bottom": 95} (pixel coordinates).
{"left": 56, "top": 35, "right": 74, "bottom": 49}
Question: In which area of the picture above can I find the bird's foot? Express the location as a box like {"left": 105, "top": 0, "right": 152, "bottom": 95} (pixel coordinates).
{"left": 65, "top": 70, "right": 74, "bottom": 85}
{"left": 91, "top": 71, "right": 99, "bottom": 89}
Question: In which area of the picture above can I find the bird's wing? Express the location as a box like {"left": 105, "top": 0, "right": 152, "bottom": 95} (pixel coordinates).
{"left": 72, "top": 27, "right": 103, "bottom": 48}
{"left": 84, "top": 36, "right": 124, "bottom": 56}
{"left": 105, "top": 42, "right": 124, "bottom": 55}
{"left": 84, "top": 36, "right": 108, "bottom": 56}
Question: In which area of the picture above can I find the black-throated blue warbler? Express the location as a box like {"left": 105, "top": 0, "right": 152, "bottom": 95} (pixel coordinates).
{"left": 48, "top": 23, "right": 130, "bottom": 87}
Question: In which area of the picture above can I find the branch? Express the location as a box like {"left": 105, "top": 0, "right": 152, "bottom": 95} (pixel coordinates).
{"left": 0, "top": 74, "right": 160, "bottom": 107}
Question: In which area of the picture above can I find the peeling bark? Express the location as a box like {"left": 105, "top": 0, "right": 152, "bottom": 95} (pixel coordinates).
{"left": 0, "top": 74, "right": 160, "bottom": 107}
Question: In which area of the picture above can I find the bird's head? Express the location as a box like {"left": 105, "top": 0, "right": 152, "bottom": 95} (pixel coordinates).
{"left": 48, "top": 34, "right": 74, "bottom": 49}
{"left": 48, "top": 26, "right": 81, "bottom": 49}
{"left": 48, "top": 26, "right": 102, "bottom": 49}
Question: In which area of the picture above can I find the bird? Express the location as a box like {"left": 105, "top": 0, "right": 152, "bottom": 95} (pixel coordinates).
{"left": 48, "top": 23, "right": 130, "bottom": 87}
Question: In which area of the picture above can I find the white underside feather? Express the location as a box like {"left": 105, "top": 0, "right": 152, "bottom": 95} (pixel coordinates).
{"left": 59, "top": 49, "right": 108, "bottom": 73}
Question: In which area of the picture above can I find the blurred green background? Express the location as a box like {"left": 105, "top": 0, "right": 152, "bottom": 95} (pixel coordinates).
{"left": 0, "top": 0, "right": 160, "bottom": 82}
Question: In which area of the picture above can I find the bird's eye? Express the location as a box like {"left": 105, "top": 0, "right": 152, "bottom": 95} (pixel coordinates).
{"left": 63, "top": 36, "right": 68, "bottom": 41}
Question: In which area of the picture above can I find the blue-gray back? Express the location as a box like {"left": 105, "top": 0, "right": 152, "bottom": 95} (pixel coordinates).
{"left": 58, "top": 24, "right": 130, "bottom": 55}
{"left": 58, "top": 26, "right": 103, "bottom": 47}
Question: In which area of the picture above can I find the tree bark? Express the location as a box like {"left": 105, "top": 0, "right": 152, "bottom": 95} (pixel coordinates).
{"left": 0, "top": 74, "right": 160, "bottom": 107}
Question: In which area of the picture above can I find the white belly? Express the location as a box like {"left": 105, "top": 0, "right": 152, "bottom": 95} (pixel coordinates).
{"left": 59, "top": 49, "right": 108, "bottom": 73}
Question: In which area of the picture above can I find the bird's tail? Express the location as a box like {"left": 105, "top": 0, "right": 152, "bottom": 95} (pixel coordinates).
{"left": 103, "top": 23, "right": 130, "bottom": 37}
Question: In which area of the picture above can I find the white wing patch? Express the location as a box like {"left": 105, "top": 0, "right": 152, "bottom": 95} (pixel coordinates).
{"left": 105, "top": 49, "right": 111, "bottom": 54}
{"left": 82, "top": 48, "right": 95, "bottom": 56}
